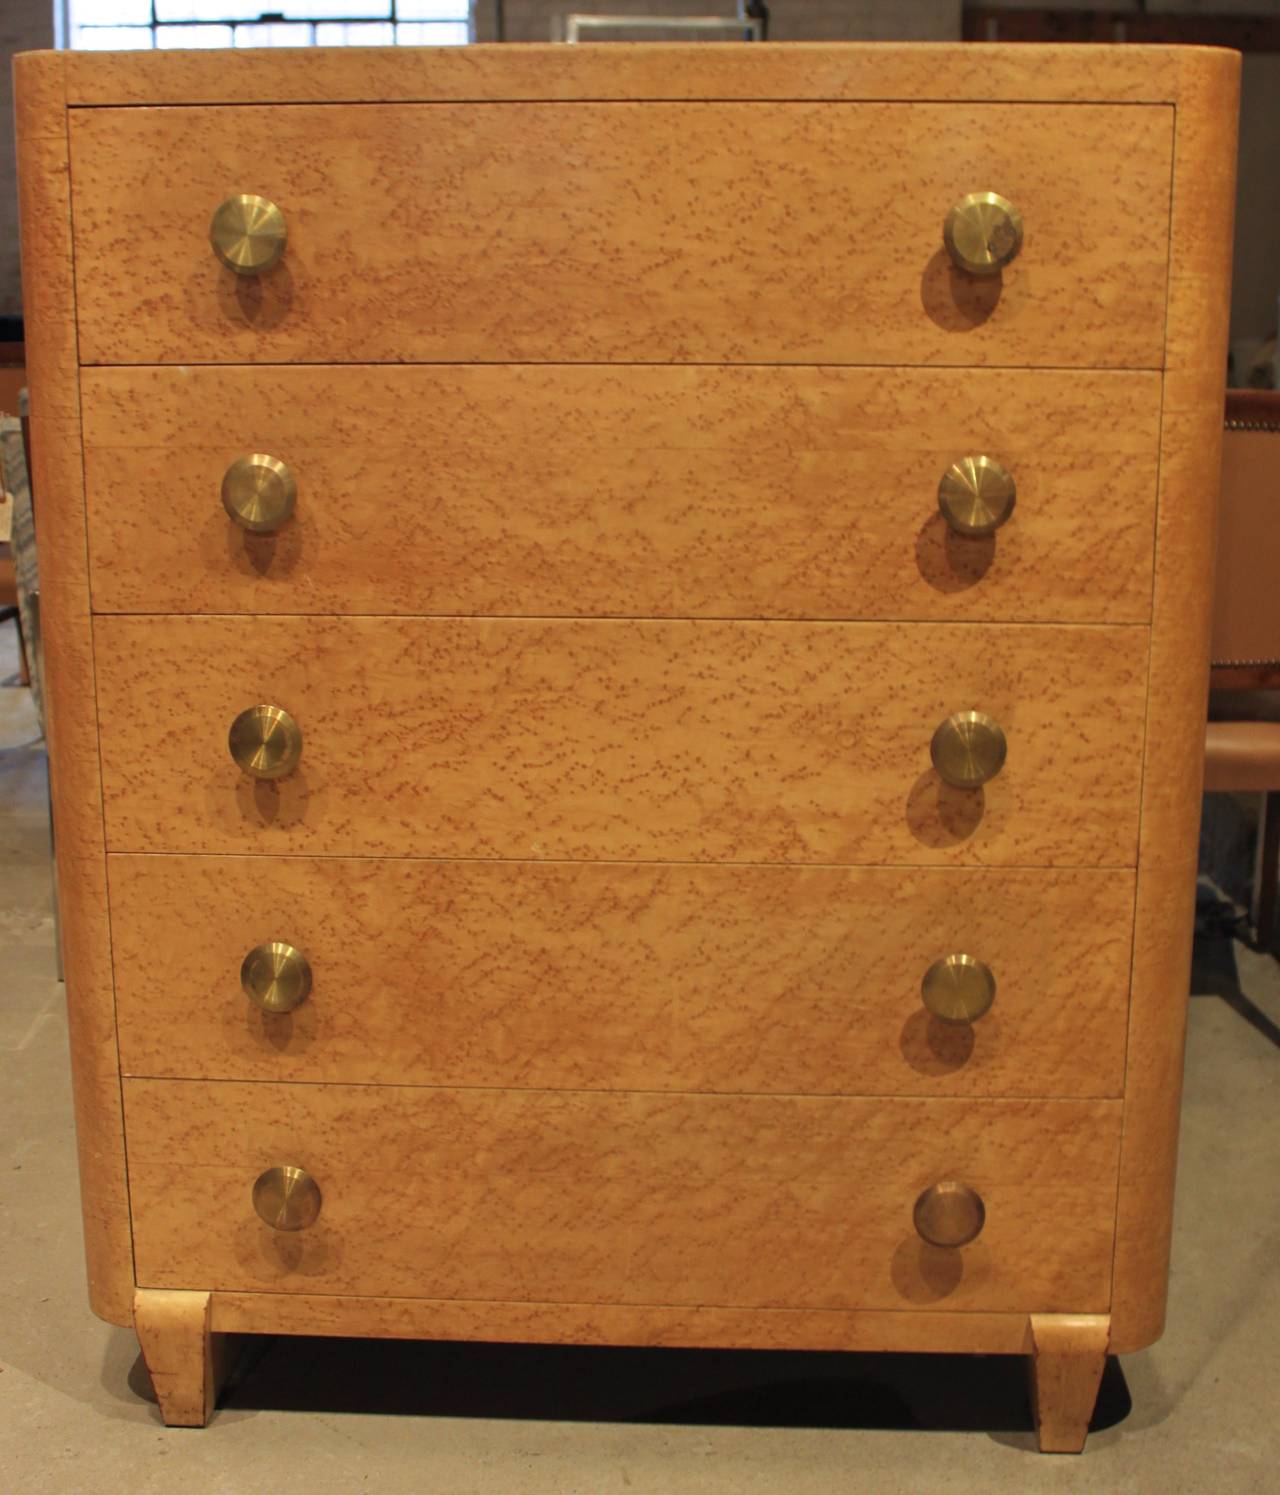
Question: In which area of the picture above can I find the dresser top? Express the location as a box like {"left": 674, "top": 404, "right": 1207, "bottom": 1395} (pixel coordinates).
{"left": 17, "top": 41, "right": 1237, "bottom": 109}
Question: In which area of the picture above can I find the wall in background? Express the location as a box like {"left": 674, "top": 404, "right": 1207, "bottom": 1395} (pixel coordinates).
{"left": 1231, "top": 52, "right": 1280, "bottom": 381}
{"left": 1, "top": 0, "right": 55, "bottom": 321}
{"left": 473, "top": 1, "right": 959, "bottom": 43}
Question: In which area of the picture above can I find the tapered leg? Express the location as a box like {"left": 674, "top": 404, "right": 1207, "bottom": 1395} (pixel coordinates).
{"left": 134, "top": 1289, "right": 229, "bottom": 1427}
{"left": 1026, "top": 1314, "right": 1110, "bottom": 1453}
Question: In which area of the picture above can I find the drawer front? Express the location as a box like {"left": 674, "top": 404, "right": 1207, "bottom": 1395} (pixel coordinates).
{"left": 94, "top": 617, "right": 1148, "bottom": 865}
{"left": 110, "top": 856, "right": 1133, "bottom": 1097}
{"left": 69, "top": 102, "right": 1171, "bottom": 367}
{"left": 125, "top": 1079, "right": 1120, "bottom": 1312}
{"left": 82, "top": 365, "right": 1161, "bottom": 623}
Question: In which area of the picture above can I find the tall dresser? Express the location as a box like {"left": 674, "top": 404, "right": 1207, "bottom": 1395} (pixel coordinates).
{"left": 15, "top": 43, "right": 1238, "bottom": 1452}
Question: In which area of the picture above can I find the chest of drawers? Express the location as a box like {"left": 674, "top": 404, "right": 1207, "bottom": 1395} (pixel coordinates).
{"left": 15, "top": 41, "right": 1238, "bottom": 1453}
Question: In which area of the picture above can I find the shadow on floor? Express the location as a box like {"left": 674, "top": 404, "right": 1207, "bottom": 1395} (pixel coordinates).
{"left": 137, "top": 1336, "right": 1130, "bottom": 1437}
{"left": 1193, "top": 883, "right": 1280, "bottom": 1048}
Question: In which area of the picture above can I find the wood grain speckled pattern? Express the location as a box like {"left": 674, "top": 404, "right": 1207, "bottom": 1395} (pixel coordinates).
{"left": 209, "top": 1292, "right": 1033, "bottom": 1355}
{"left": 13, "top": 51, "right": 134, "bottom": 1328}
{"left": 108, "top": 855, "right": 1133, "bottom": 1097}
{"left": 93, "top": 617, "right": 1149, "bottom": 865}
{"left": 80, "top": 366, "right": 1162, "bottom": 623}
{"left": 16, "top": 41, "right": 1241, "bottom": 1400}
{"left": 60, "top": 42, "right": 1192, "bottom": 108}
{"left": 1028, "top": 1313, "right": 1110, "bottom": 1454}
{"left": 124, "top": 1079, "right": 1121, "bottom": 1312}
{"left": 133, "top": 1290, "right": 224, "bottom": 1427}
{"left": 1111, "top": 50, "right": 1239, "bottom": 1353}
{"left": 67, "top": 102, "right": 1172, "bottom": 368}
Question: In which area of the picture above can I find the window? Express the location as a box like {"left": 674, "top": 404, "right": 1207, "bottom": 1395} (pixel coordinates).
{"left": 66, "top": 0, "right": 473, "bottom": 51}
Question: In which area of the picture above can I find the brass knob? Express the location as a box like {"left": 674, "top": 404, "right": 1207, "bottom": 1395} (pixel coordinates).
{"left": 252, "top": 1165, "right": 321, "bottom": 1231}
{"left": 913, "top": 1181, "right": 986, "bottom": 1248}
{"left": 228, "top": 704, "right": 302, "bottom": 781}
{"left": 241, "top": 940, "right": 311, "bottom": 1013}
{"left": 943, "top": 191, "right": 1023, "bottom": 276}
{"left": 210, "top": 193, "right": 287, "bottom": 275}
{"left": 221, "top": 453, "right": 297, "bottom": 533}
{"left": 922, "top": 953, "right": 996, "bottom": 1024}
{"left": 931, "top": 710, "right": 1007, "bottom": 790}
{"left": 938, "top": 456, "right": 1016, "bottom": 537}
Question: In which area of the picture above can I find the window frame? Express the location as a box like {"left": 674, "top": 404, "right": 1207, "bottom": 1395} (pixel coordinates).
{"left": 61, "top": 0, "right": 475, "bottom": 51}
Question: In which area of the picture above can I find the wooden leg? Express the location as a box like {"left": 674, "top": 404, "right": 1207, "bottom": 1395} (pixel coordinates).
{"left": 1025, "top": 1314, "right": 1110, "bottom": 1454}
{"left": 1256, "top": 791, "right": 1280, "bottom": 950}
{"left": 14, "top": 614, "right": 30, "bottom": 687}
{"left": 134, "top": 1289, "right": 229, "bottom": 1427}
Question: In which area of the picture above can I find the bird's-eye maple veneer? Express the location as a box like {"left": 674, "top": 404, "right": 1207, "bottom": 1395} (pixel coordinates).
{"left": 14, "top": 41, "right": 1238, "bottom": 1452}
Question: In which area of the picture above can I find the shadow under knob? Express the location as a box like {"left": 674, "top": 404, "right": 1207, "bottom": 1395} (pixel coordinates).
{"left": 914, "top": 1181, "right": 986, "bottom": 1248}
{"left": 228, "top": 704, "right": 302, "bottom": 781}
{"left": 241, "top": 940, "right": 311, "bottom": 1013}
{"left": 222, "top": 453, "right": 296, "bottom": 533}
{"left": 943, "top": 191, "right": 1023, "bottom": 276}
{"left": 210, "top": 193, "right": 287, "bottom": 275}
{"left": 931, "top": 710, "right": 1006, "bottom": 790}
{"left": 938, "top": 456, "right": 1016, "bottom": 537}
{"left": 922, "top": 953, "right": 996, "bottom": 1024}
{"left": 252, "top": 1165, "right": 321, "bottom": 1232}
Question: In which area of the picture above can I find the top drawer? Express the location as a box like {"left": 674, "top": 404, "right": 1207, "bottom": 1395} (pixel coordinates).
{"left": 68, "top": 102, "right": 1172, "bottom": 368}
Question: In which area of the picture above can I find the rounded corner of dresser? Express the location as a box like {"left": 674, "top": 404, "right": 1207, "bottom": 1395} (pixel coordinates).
{"left": 13, "top": 49, "right": 64, "bottom": 88}
{"left": 1179, "top": 43, "right": 1242, "bottom": 85}
{"left": 1172, "top": 44, "right": 1242, "bottom": 128}
{"left": 88, "top": 1273, "right": 139, "bottom": 1330}
{"left": 1108, "top": 1296, "right": 1168, "bottom": 1358}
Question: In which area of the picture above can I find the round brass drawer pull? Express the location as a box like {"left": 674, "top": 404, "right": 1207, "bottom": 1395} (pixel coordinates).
{"left": 931, "top": 710, "right": 1007, "bottom": 790}
{"left": 938, "top": 456, "right": 1016, "bottom": 537}
{"left": 228, "top": 704, "right": 302, "bottom": 781}
{"left": 913, "top": 1181, "right": 986, "bottom": 1248}
{"left": 210, "top": 194, "right": 287, "bottom": 276}
{"left": 922, "top": 953, "right": 996, "bottom": 1024}
{"left": 222, "top": 453, "right": 297, "bottom": 533}
{"left": 241, "top": 940, "right": 311, "bottom": 1013}
{"left": 943, "top": 191, "right": 1023, "bottom": 276}
{"left": 252, "top": 1165, "right": 321, "bottom": 1232}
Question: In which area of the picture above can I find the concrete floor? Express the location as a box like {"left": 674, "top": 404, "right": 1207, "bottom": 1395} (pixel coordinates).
{"left": 2, "top": 624, "right": 1278, "bottom": 1495}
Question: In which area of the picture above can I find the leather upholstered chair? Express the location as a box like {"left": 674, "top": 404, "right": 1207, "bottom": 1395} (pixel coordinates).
{"left": 1205, "top": 389, "right": 1280, "bottom": 947}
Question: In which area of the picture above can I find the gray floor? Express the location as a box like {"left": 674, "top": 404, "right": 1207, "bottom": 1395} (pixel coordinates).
{"left": 2, "top": 624, "right": 1277, "bottom": 1495}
